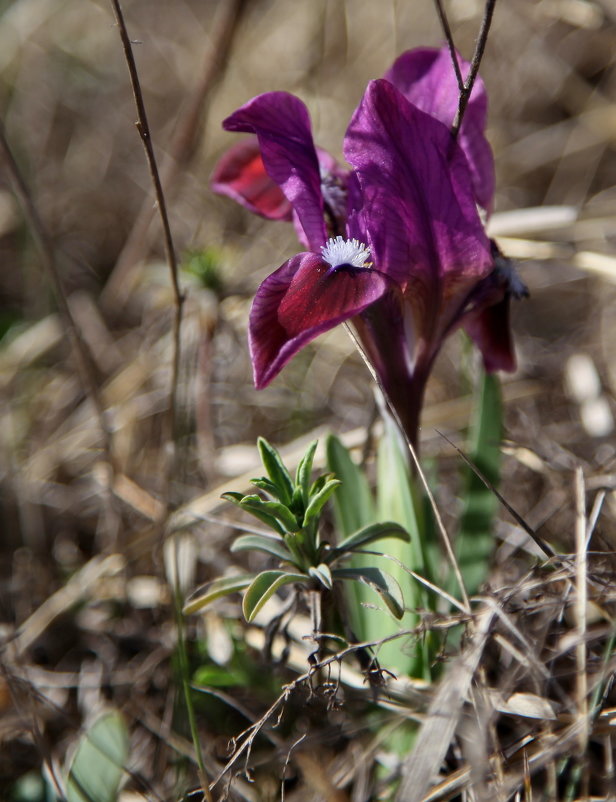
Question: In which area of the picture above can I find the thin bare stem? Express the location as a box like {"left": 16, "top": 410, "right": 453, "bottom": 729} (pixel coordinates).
{"left": 102, "top": 0, "right": 246, "bottom": 310}
{"left": 110, "top": 0, "right": 184, "bottom": 513}
{"left": 451, "top": 0, "right": 497, "bottom": 141}
{"left": 433, "top": 0, "right": 464, "bottom": 91}
{"left": 574, "top": 467, "right": 589, "bottom": 793}
{"left": 436, "top": 430, "right": 557, "bottom": 560}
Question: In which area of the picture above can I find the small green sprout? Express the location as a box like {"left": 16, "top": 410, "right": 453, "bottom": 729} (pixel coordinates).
{"left": 184, "top": 438, "right": 410, "bottom": 622}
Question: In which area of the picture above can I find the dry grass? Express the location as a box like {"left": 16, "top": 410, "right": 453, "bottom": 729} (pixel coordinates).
{"left": 1, "top": 0, "right": 616, "bottom": 800}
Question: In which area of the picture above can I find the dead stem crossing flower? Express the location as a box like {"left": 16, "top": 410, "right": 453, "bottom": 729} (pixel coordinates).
{"left": 212, "top": 48, "right": 525, "bottom": 447}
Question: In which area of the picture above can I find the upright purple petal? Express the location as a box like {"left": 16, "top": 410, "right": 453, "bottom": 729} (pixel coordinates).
{"left": 385, "top": 48, "right": 494, "bottom": 211}
{"left": 211, "top": 137, "right": 292, "bottom": 220}
{"left": 223, "top": 92, "right": 327, "bottom": 250}
{"left": 250, "top": 253, "right": 391, "bottom": 388}
{"left": 344, "top": 79, "right": 492, "bottom": 361}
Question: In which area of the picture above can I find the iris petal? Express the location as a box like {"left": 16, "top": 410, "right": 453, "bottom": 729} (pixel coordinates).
{"left": 223, "top": 92, "right": 327, "bottom": 250}
{"left": 385, "top": 47, "right": 494, "bottom": 212}
{"left": 249, "top": 252, "right": 390, "bottom": 388}
{"left": 464, "top": 295, "right": 517, "bottom": 372}
{"left": 211, "top": 136, "right": 292, "bottom": 220}
{"left": 345, "top": 79, "right": 492, "bottom": 354}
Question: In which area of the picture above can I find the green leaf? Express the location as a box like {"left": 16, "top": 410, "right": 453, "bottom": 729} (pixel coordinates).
{"left": 242, "top": 570, "right": 308, "bottom": 622}
{"left": 295, "top": 440, "right": 318, "bottom": 505}
{"left": 328, "top": 521, "right": 410, "bottom": 561}
{"left": 302, "top": 478, "right": 341, "bottom": 526}
{"left": 258, "top": 437, "right": 294, "bottom": 506}
{"left": 456, "top": 369, "right": 502, "bottom": 596}
{"left": 325, "top": 434, "right": 375, "bottom": 536}
{"left": 221, "top": 492, "right": 286, "bottom": 535}
{"left": 239, "top": 495, "right": 299, "bottom": 533}
{"left": 333, "top": 567, "right": 405, "bottom": 619}
{"left": 65, "top": 710, "right": 129, "bottom": 802}
{"left": 308, "top": 562, "right": 333, "bottom": 590}
{"left": 231, "top": 534, "right": 293, "bottom": 563}
{"left": 193, "top": 665, "right": 248, "bottom": 688}
{"left": 221, "top": 491, "right": 244, "bottom": 503}
{"left": 374, "top": 417, "right": 435, "bottom": 676}
{"left": 250, "top": 477, "right": 280, "bottom": 498}
{"left": 183, "top": 574, "right": 253, "bottom": 615}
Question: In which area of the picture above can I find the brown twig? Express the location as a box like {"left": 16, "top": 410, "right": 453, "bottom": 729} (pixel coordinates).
{"left": 436, "top": 429, "right": 557, "bottom": 560}
{"left": 433, "top": 0, "right": 464, "bottom": 91}
{"left": 433, "top": 0, "right": 498, "bottom": 141}
{"left": 102, "top": 0, "right": 246, "bottom": 310}
{"left": 451, "top": 0, "right": 497, "bottom": 140}
{"left": 110, "top": 0, "right": 184, "bottom": 516}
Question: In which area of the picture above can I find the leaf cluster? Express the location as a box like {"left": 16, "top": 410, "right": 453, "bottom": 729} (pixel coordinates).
{"left": 184, "top": 438, "right": 410, "bottom": 622}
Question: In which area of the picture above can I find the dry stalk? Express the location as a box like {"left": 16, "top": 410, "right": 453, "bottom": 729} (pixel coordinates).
{"left": 109, "top": 0, "right": 184, "bottom": 517}
{"left": 102, "top": 0, "right": 247, "bottom": 310}
{"left": 574, "top": 466, "right": 589, "bottom": 796}
{"left": 432, "top": 0, "right": 498, "bottom": 140}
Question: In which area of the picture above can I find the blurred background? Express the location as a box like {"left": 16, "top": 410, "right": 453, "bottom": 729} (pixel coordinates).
{"left": 1, "top": 0, "right": 616, "bottom": 797}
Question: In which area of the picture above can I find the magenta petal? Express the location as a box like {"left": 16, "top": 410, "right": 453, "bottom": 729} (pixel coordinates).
{"left": 249, "top": 253, "right": 390, "bottom": 388}
{"left": 211, "top": 137, "right": 292, "bottom": 220}
{"left": 385, "top": 47, "right": 494, "bottom": 211}
{"left": 464, "top": 295, "right": 516, "bottom": 372}
{"left": 223, "top": 92, "right": 327, "bottom": 250}
{"left": 345, "top": 79, "right": 492, "bottom": 343}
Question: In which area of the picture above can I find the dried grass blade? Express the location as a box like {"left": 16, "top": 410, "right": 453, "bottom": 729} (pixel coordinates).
{"left": 395, "top": 605, "right": 495, "bottom": 802}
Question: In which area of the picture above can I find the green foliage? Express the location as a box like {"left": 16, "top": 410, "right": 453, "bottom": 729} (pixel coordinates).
{"left": 65, "top": 710, "right": 129, "bottom": 802}
{"left": 325, "top": 434, "right": 376, "bottom": 534}
{"left": 455, "top": 369, "right": 502, "bottom": 597}
{"left": 184, "top": 438, "right": 409, "bottom": 624}
{"left": 182, "top": 247, "right": 224, "bottom": 294}
{"left": 326, "top": 426, "right": 431, "bottom": 676}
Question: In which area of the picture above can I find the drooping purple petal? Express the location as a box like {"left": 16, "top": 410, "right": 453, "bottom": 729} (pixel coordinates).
{"left": 460, "top": 244, "right": 525, "bottom": 372}
{"left": 344, "top": 79, "right": 492, "bottom": 358}
{"left": 464, "top": 295, "right": 516, "bottom": 372}
{"left": 223, "top": 92, "right": 327, "bottom": 250}
{"left": 385, "top": 48, "right": 494, "bottom": 211}
{"left": 211, "top": 136, "right": 292, "bottom": 220}
{"left": 249, "top": 253, "right": 391, "bottom": 388}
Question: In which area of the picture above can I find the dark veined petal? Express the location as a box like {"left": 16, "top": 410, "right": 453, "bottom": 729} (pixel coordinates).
{"left": 344, "top": 79, "right": 492, "bottom": 349}
{"left": 249, "top": 252, "right": 390, "bottom": 388}
{"left": 464, "top": 295, "right": 516, "bottom": 372}
{"left": 461, "top": 242, "right": 525, "bottom": 372}
{"left": 223, "top": 92, "right": 327, "bottom": 250}
{"left": 211, "top": 136, "right": 292, "bottom": 220}
{"left": 384, "top": 47, "right": 494, "bottom": 212}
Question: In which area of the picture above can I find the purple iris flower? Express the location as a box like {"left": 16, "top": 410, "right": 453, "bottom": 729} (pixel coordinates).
{"left": 212, "top": 48, "right": 523, "bottom": 447}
